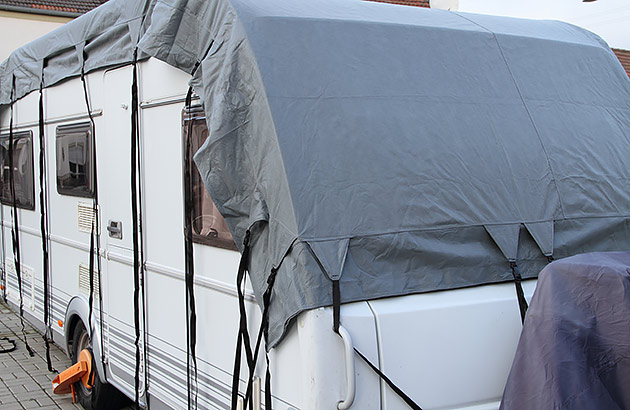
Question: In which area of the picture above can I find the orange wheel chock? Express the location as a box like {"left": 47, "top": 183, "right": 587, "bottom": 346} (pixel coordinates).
{"left": 52, "top": 349, "right": 93, "bottom": 403}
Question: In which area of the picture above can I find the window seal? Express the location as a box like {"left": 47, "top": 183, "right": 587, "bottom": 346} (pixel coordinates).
{"left": 55, "top": 122, "right": 95, "bottom": 198}
{"left": 0, "top": 130, "right": 35, "bottom": 211}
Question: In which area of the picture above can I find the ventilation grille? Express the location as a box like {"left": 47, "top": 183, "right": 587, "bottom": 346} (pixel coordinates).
{"left": 78, "top": 202, "right": 100, "bottom": 234}
{"left": 78, "top": 263, "right": 100, "bottom": 300}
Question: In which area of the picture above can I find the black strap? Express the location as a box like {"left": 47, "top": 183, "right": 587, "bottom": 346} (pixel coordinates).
{"left": 81, "top": 64, "right": 96, "bottom": 333}
{"left": 0, "top": 337, "right": 17, "bottom": 354}
{"left": 1, "top": 187, "right": 5, "bottom": 304}
{"left": 265, "top": 348, "right": 272, "bottom": 410}
{"left": 81, "top": 61, "right": 99, "bottom": 410}
{"left": 510, "top": 262, "right": 528, "bottom": 324}
{"left": 38, "top": 66, "right": 56, "bottom": 373}
{"left": 331, "top": 279, "right": 424, "bottom": 410}
{"left": 182, "top": 47, "right": 212, "bottom": 410}
{"left": 243, "top": 267, "right": 279, "bottom": 409}
{"left": 332, "top": 280, "right": 341, "bottom": 333}
{"left": 231, "top": 230, "right": 255, "bottom": 410}
{"left": 1, "top": 236, "right": 5, "bottom": 303}
{"left": 354, "top": 347, "right": 423, "bottom": 410}
{"left": 131, "top": 49, "right": 144, "bottom": 410}
{"left": 8, "top": 75, "right": 35, "bottom": 358}
{"left": 233, "top": 237, "right": 295, "bottom": 410}
{"left": 184, "top": 83, "right": 200, "bottom": 410}
{"left": 81, "top": 59, "right": 107, "bottom": 394}
{"left": 1, "top": 254, "right": 5, "bottom": 303}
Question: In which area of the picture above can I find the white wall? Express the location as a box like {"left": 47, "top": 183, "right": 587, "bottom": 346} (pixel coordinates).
{"left": 0, "top": 10, "right": 71, "bottom": 62}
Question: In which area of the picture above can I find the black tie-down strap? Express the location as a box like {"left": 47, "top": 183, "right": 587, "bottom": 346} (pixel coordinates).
{"left": 332, "top": 280, "right": 423, "bottom": 410}
{"left": 231, "top": 230, "right": 255, "bottom": 409}
{"left": 0, "top": 337, "right": 17, "bottom": 354}
{"left": 130, "top": 49, "right": 147, "bottom": 410}
{"left": 38, "top": 64, "right": 56, "bottom": 373}
{"left": 8, "top": 75, "right": 35, "bottom": 358}
{"left": 245, "top": 266, "right": 278, "bottom": 410}
{"left": 81, "top": 60, "right": 100, "bottom": 341}
{"left": 1, "top": 243, "right": 5, "bottom": 303}
{"left": 509, "top": 262, "right": 528, "bottom": 324}
{"left": 80, "top": 59, "right": 108, "bottom": 402}
{"left": 181, "top": 47, "right": 213, "bottom": 410}
{"left": 184, "top": 82, "right": 200, "bottom": 410}
{"left": 231, "top": 230, "right": 283, "bottom": 410}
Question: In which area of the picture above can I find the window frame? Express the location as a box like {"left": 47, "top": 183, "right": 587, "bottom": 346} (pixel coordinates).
{"left": 55, "top": 122, "right": 95, "bottom": 198}
{"left": 0, "top": 130, "right": 35, "bottom": 210}
{"left": 182, "top": 105, "right": 237, "bottom": 251}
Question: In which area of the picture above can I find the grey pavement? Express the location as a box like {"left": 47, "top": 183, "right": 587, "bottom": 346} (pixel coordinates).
{"left": 0, "top": 298, "right": 83, "bottom": 410}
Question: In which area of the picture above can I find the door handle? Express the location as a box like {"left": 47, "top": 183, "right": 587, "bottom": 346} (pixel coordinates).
{"left": 107, "top": 220, "right": 122, "bottom": 239}
{"left": 337, "top": 325, "right": 356, "bottom": 410}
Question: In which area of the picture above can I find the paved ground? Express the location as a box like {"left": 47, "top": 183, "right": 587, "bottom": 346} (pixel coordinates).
{"left": 0, "top": 299, "right": 83, "bottom": 410}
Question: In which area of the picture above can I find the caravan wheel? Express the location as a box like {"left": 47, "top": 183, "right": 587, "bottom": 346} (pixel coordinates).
{"left": 71, "top": 322, "right": 129, "bottom": 410}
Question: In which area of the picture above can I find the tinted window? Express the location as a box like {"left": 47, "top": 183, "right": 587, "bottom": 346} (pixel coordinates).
{"left": 56, "top": 122, "right": 94, "bottom": 197}
{"left": 183, "top": 106, "right": 236, "bottom": 250}
{"left": 0, "top": 131, "right": 35, "bottom": 210}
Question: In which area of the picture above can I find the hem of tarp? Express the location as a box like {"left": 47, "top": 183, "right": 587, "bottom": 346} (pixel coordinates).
{"left": 267, "top": 274, "right": 540, "bottom": 350}
{"left": 296, "top": 214, "right": 630, "bottom": 243}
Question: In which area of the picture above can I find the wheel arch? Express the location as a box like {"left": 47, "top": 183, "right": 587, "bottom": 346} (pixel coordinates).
{"left": 64, "top": 295, "right": 107, "bottom": 381}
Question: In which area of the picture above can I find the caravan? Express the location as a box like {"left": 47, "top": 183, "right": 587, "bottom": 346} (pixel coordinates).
{"left": 2, "top": 0, "right": 630, "bottom": 409}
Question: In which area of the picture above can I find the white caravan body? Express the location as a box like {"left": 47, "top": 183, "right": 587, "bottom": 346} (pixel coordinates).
{"left": 2, "top": 0, "right": 630, "bottom": 409}
{"left": 0, "top": 58, "right": 534, "bottom": 409}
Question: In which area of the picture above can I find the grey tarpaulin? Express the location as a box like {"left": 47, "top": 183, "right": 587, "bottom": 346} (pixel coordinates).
{"left": 2, "top": 0, "right": 630, "bottom": 348}
{"left": 501, "top": 252, "right": 630, "bottom": 409}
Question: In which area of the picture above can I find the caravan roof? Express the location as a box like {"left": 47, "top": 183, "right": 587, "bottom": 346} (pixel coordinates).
{"left": 2, "top": 0, "right": 630, "bottom": 347}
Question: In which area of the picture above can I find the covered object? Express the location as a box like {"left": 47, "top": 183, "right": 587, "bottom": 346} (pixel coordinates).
{"left": 2, "top": 0, "right": 630, "bottom": 347}
{"left": 501, "top": 252, "right": 630, "bottom": 409}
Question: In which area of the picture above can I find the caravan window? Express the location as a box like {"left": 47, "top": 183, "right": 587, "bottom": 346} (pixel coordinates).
{"left": 183, "top": 106, "right": 236, "bottom": 250}
{"left": 56, "top": 123, "right": 94, "bottom": 198}
{"left": 0, "top": 131, "right": 35, "bottom": 210}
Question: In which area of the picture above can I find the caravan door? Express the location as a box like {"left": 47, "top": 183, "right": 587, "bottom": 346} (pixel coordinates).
{"left": 100, "top": 65, "right": 147, "bottom": 397}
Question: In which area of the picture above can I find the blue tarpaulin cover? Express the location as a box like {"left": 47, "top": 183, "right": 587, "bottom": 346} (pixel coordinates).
{"left": 502, "top": 252, "right": 630, "bottom": 409}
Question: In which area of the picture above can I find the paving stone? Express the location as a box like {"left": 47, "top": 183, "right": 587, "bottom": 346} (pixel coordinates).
{"left": 1, "top": 402, "right": 25, "bottom": 410}
{"left": 22, "top": 382, "right": 43, "bottom": 393}
{"left": 20, "top": 362, "right": 41, "bottom": 372}
{"left": 4, "top": 378, "right": 28, "bottom": 387}
{"left": 23, "top": 388, "right": 48, "bottom": 398}
{"left": 36, "top": 396, "right": 57, "bottom": 407}
{"left": 34, "top": 375, "right": 54, "bottom": 387}
{"left": 0, "top": 393, "right": 19, "bottom": 404}
{"left": 8, "top": 384, "right": 28, "bottom": 394}
{"left": 22, "top": 398, "right": 46, "bottom": 409}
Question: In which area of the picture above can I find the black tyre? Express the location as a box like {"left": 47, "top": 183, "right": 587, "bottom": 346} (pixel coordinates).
{"left": 71, "top": 321, "right": 130, "bottom": 410}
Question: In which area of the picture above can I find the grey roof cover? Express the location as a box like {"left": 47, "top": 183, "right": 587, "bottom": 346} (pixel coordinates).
{"left": 2, "top": 0, "right": 630, "bottom": 347}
